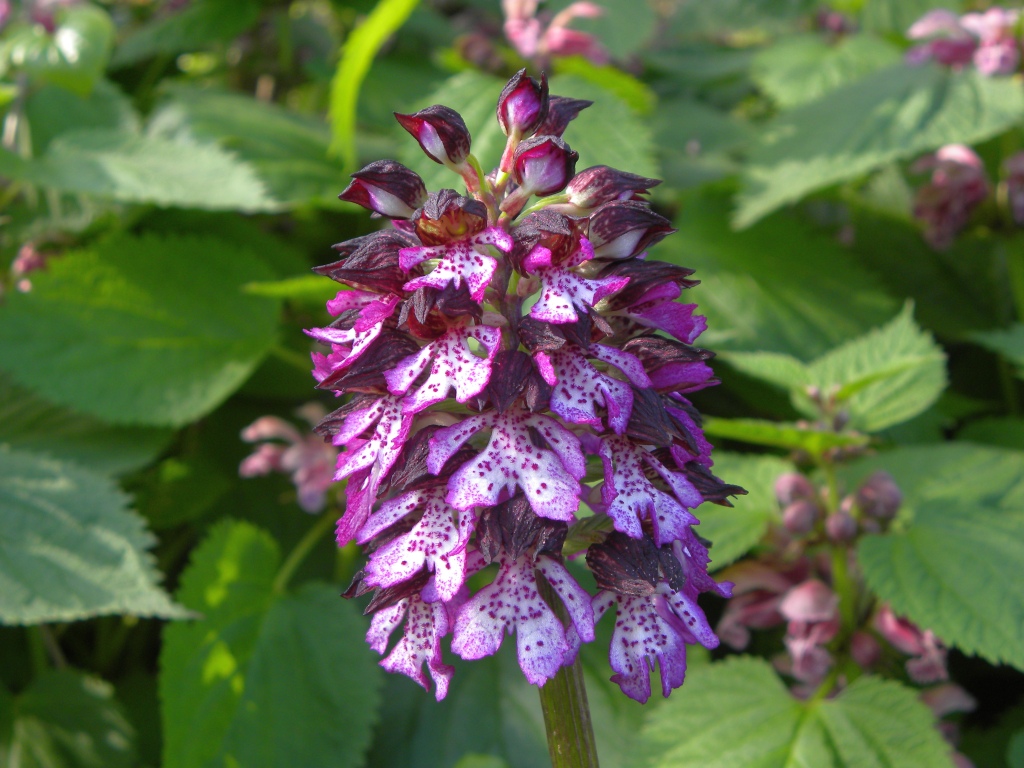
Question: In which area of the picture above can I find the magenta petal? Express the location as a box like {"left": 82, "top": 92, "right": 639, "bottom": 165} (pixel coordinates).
{"left": 332, "top": 394, "right": 413, "bottom": 496}
{"left": 335, "top": 470, "right": 373, "bottom": 547}
{"left": 367, "top": 602, "right": 406, "bottom": 654}
{"left": 402, "top": 240, "right": 498, "bottom": 302}
{"left": 590, "top": 344, "right": 651, "bottom": 388}
{"left": 543, "top": 346, "right": 635, "bottom": 433}
{"left": 530, "top": 267, "right": 629, "bottom": 325}
{"left": 537, "top": 556, "right": 595, "bottom": 645}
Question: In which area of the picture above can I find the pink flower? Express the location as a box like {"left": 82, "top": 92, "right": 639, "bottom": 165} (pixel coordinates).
{"left": 240, "top": 403, "right": 339, "bottom": 513}
{"left": 503, "top": 0, "right": 609, "bottom": 65}
{"left": 911, "top": 144, "right": 989, "bottom": 249}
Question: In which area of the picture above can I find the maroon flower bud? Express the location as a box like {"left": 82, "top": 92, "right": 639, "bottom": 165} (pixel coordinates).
{"left": 855, "top": 471, "right": 902, "bottom": 520}
{"left": 510, "top": 135, "right": 578, "bottom": 197}
{"left": 782, "top": 500, "right": 819, "bottom": 536}
{"left": 1004, "top": 151, "right": 1024, "bottom": 225}
{"left": 850, "top": 630, "right": 882, "bottom": 669}
{"left": 534, "top": 96, "right": 592, "bottom": 138}
{"left": 825, "top": 511, "right": 858, "bottom": 542}
{"left": 588, "top": 201, "right": 675, "bottom": 260}
{"left": 339, "top": 160, "right": 427, "bottom": 218}
{"left": 497, "top": 69, "right": 549, "bottom": 139}
{"left": 414, "top": 189, "right": 488, "bottom": 247}
{"left": 565, "top": 165, "right": 661, "bottom": 210}
{"left": 394, "top": 105, "right": 472, "bottom": 168}
{"left": 774, "top": 473, "right": 816, "bottom": 507}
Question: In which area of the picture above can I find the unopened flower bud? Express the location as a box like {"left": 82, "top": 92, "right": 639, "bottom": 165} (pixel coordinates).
{"left": 338, "top": 160, "right": 427, "bottom": 218}
{"left": 825, "top": 511, "right": 858, "bottom": 542}
{"left": 414, "top": 189, "right": 488, "bottom": 247}
{"left": 856, "top": 470, "right": 902, "bottom": 520}
{"left": 565, "top": 165, "right": 661, "bottom": 210}
{"left": 534, "top": 96, "right": 592, "bottom": 138}
{"left": 782, "top": 500, "right": 819, "bottom": 536}
{"left": 394, "top": 105, "right": 472, "bottom": 168}
{"left": 588, "top": 201, "right": 675, "bottom": 259}
{"left": 510, "top": 135, "right": 578, "bottom": 197}
{"left": 774, "top": 473, "right": 815, "bottom": 507}
{"left": 850, "top": 630, "right": 881, "bottom": 669}
{"left": 497, "top": 68, "right": 549, "bottom": 139}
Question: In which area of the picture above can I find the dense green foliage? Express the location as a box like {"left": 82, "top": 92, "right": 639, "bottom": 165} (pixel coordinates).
{"left": 1, "top": 1, "right": 1022, "bottom": 766}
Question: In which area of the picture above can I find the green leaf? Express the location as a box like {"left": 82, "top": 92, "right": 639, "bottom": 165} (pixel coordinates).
{"left": 0, "top": 374, "right": 172, "bottom": 476}
{"left": 720, "top": 351, "right": 810, "bottom": 392}
{"left": 147, "top": 86, "right": 347, "bottom": 206}
{"left": 666, "top": 0, "right": 816, "bottom": 39}
{"left": 752, "top": 34, "right": 901, "bottom": 109}
{"left": 639, "top": 657, "right": 956, "bottom": 768}
{"left": 653, "top": 97, "right": 752, "bottom": 190}
{"left": 958, "top": 417, "right": 1024, "bottom": 451}
{"left": 662, "top": 191, "right": 898, "bottom": 359}
{"left": 703, "top": 417, "right": 870, "bottom": 455}
{"left": 0, "top": 128, "right": 276, "bottom": 211}
{"left": 696, "top": 453, "right": 794, "bottom": 570}
{"left": 243, "top": 275, "right": 343, "bottom": 305}
{"left": 160, "top": 520, "right": 384, "bottom": 768}
{"left": 861, "top": 0, "right": 952, "bottom": 35}
{"left": 0, "top": 233, "right": 280, "bottom": 427}
{"left": 736, "top": 65, "right": 1024, "bottom": 227}
{"left": 26, "top": 79, "right": 138, "bottom": 154}
{"left": 0, "top": 446, "right": 184, "bottom": 624}
{"left": 553, "top": 57, "right": 656, "bottom": 115}
{"left": 3, "top": 5, "right": 115, "bottom": 95}
{"left": 974, "top": 324, "right": 1024, "bottom": 375}
{"left": 804, "top": 304, "right": 947, "bottom": 432}
{"left": 852, "top": 443, "right": 1024, "bottom": 670}
{"left": 0, "top": 669, "right": 136, "bottom": 767}
{"left": 111, "top": 0, "right": 262, "bottom": 67}
{"left": 329, "top": 0, "right": 421, "bottom": 168}
{"left": 547, "top": 75, "right": 658, "bottom": 179}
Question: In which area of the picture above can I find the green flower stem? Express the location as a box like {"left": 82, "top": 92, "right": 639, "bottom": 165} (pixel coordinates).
{"left": 536, "top": 574, "right": 601, "bottom": 768}
{"left": 273, "top": 510, "right": 337, "bottom": 595}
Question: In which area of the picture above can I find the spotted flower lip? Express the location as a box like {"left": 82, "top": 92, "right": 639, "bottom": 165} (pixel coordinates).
{"left": 301, "top": 70, "right": 739, "bottom": 702}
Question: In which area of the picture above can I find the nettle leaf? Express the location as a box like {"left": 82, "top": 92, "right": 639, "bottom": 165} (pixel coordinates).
{"left": 0, "top": 669, "right": 136, "bottom": 767}
{"left": 548, "top": 75, "right": 659, "bottom": 179}
{"left": 0, "top": 233, "right": 280, "bottom": 427}
{"left": 654, "top": 97, "right": 752, "bottom": 190}
{"left": 0, "top": 127, "right": 276, "bottom": 211}
{"left": 703, "top": 417, "right": 870, "bottom": 455}
{"left": 736, "top": 64, "right": 1024, "bottom": 227}
{"left": 148, "top": 86, "right": 347, "bottom": 206}
{"left": 160, "top": 520, "right": 384, "bottom": 768}
{"left": 3, "top": 5, "right": 115, "bottom": 95}
{"left": 751, "top": 34, "right": 901, "bottom": 109}
{"left": 696, "top": 453, "right": 794, "bottom": 570}
{"left": 663, "top": 192, "right": 897, "bottom": 359}
{"left": 959, "top": 417, "right": 1024, "bottom": 451}
{"left": 724, "top": 307, "right": 946, "bottom": 433}
{"left": 639, "top": 657, "right": 955, "bottom": 768}
{"left": 112, "top": 0, "right": 262, "bottom": 67}
{"left": 853, "top": 443, "right": 1024, "bottom": 671}
{"left": 26, "top": 80, "right": 138, "bottom": 154}
{"left": 0, "top": 446, "right": 184, "bottom": 624}
{"left": 861, "top": 0, "right": 952, "bottom": 35}
{"left": 974, "top": 324, "right": 1024, "bottom": 376}
{"left": 0, "top": 374, "right": 171, "bottom": 476}
{"left": 805, "top": 305, "right": 947, "bottom": 432}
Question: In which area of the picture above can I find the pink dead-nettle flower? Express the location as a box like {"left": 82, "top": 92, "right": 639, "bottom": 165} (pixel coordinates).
{"left": 911, "top": 144, "right": 990, "bottom": 250}
{"left": 906, "top": 7, "right": 1021, "bottom": 75}
{"left": 503, "top": 0, "right": 609, "bottom": 66}
{"left": 311, "top": 70, "right": 742, "bottom": 701}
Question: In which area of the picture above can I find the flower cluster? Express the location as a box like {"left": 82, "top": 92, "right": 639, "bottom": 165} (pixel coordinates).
{"left": 909, "top": 143, "right": 1024, "bottom": 248}
{"left": 306, "top": 70, "right": 740, "bottom": 702}
{"left": 717, "top": 469, "right": 975, "bottom": 765}
{"left": 502, "top": 0, "right": 609, "bottom": 66}
{"left": 907, "top": 8, "right": 1021, "bottom": 75}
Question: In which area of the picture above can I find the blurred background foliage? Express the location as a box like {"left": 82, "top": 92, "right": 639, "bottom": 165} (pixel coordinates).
{"left": 0, "top": 0, "right": 1023, "bottom": 766}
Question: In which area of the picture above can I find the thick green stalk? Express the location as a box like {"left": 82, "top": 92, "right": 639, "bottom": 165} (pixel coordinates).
{"left": 536, "top": 575, "right": 600, "bottom": 768}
